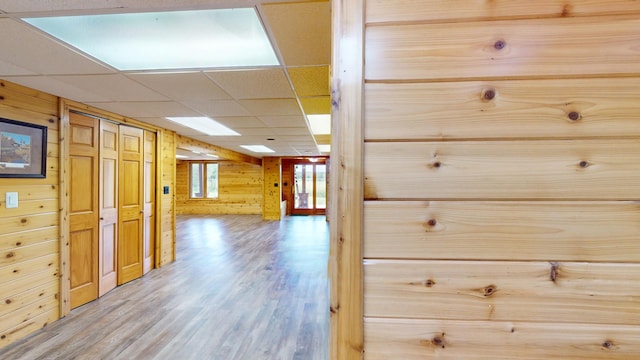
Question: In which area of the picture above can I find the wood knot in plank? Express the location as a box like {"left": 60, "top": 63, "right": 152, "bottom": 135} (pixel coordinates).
{"left": 428, "top": 161, "right": 442, "bottom": 169}
{"left": 482, "top": 88, "right": 496, "bottom": 101}
{"left": 578, "top": 161, "right": 590, "bottom": 169}
{"left": 494, "top": 40, "right": 506, "bottom": 50}
{"left": 427, "top": 219, "right": 437, "bottom": 227}
{"left": 6, "top": 252, "right": 15, "bottom": 259}
{"left": 568, "top": 111, "right": 581, "bottom": 121}
{"left": 561, "top": 4, "right": 573, "bottom": 17}
{"left": 549, "top": 262, "right": 560, "bottom": 283}
{"left": 602, "top": 340, "right": 617, "bottom": 350}
{"left": 483, "top": 285, "right": 497, "bottom": 297}
{"left": 20, "top": 218, "right": 28, "bottom": 224}
{"left": 431, "top": 333, "right": 447, "bottom": 348}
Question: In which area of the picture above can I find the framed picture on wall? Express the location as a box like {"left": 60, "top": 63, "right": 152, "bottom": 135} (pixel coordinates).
{"left": 0, "top": 118, "right": 48, "bottom": 178}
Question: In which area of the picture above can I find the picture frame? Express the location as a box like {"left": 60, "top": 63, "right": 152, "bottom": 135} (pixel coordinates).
{"left": 0, "top": 117, "right": 48, "bottom": 178}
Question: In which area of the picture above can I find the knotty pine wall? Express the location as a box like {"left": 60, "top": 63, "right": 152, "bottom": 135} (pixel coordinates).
{"left": 159, "top": 130, "right": 176, "bottom": 266}
{"left": 175, "top": 160, "right": 263, "bottom": 215}
{"left": 0, "top": 80, "right": 60, "bottom": 346}
{"left": 262, "top": 157, "right": 282, "bottom": 220}
{"left": 0, "top": 79, "right": 177, "bottom": 348}
{"left": 356, "top": 1, "right": 640, "bottom": 359}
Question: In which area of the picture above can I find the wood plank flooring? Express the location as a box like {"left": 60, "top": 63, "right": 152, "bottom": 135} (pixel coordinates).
{"left": 0, "top": 215, "right": 330, "bottom": 359}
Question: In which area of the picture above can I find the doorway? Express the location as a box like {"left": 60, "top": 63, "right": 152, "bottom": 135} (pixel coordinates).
{"left": 291, "top": 160, "right": 327, "bottom": 216}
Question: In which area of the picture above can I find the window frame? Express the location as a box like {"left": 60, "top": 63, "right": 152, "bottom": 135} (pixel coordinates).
{"left": 188, "top": 161, "right": 219, "bottom": 199}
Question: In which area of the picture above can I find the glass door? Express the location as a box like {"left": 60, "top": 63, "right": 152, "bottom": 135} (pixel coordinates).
{"left": 292, "top": 162, "right": 326, "bottom": 215}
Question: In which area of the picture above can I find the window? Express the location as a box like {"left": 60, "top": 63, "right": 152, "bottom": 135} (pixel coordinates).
{"left": 190, "top": 162, "right": 218, "bottom": 199}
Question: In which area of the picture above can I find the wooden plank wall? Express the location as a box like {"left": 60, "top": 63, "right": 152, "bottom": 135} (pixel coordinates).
{"left": 159, "top": 130, "right": 176, "bottom": 266}
{"left": 262, "top": 157, "right": 281, "bottom": 220}
{"left": 361, "top": 2, "right": 640, "bottom": 359}
{"left": 175, "top": 160, "right": 263, "bottom": 215}
{"left": 0, "top": 80, "right": 60, "bottom": 347}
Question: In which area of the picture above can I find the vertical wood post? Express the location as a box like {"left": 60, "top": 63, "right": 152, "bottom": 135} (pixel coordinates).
{"left": 329, "top": 0, "right": 365, "bottom": 358}
{"left": 58, "top": 100, "right": 70, "bottom": 317}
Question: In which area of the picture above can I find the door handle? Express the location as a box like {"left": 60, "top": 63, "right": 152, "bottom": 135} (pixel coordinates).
{"left": 100, "top": 217, "right": 104, "bottom": 220}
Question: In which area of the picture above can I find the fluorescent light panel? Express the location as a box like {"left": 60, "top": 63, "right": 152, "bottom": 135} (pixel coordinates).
{"left": 241, "top": 145, "right": 275, "bottom": 153}
{"left": 23, "top": 8, "right": 279, "bottom": 70}
{"left": 308, "top": 114, "right": 331, "bottom": 135}
{"left": 166, "top": 117, "right": 240, "bottom": 136}
{"left": 318, "top": 144, "right": 331, "bottom": 153}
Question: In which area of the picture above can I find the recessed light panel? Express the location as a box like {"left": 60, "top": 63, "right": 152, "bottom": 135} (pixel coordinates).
{"left": 166, "top": 117, "right": 240, "bottom": 136}
{"left": 308, "top": 114, "right": 331, "bottom": 135}
{"left": 318, "top": 144, "right": 331, "bottom": 153}
{"left": 23, "top": 8, "right": 279, "bottom": 71}
{"left": 241, "top": 145, "right": 275, "bottom": 153}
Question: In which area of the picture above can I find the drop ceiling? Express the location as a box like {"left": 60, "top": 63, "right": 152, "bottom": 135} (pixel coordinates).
{"left": 0, "top": 0, "right": 331, "bottom": 160}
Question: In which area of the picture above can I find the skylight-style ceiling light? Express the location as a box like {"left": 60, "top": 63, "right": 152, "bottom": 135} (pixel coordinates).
{"left": 241, "top": 145, "right": 275, "bottom": 153}
{"left": 318, "top": 144, "right": 331, "bottom": 153}
{"left": 23, "top": 8, "right": 279, "bottom": 71}
{"left": 308, "top": 114, "right": 331, "bottom": 135}
{"left": 176, "top": 154, "right": 188, "bottom": 159}
{"left": 166, "top": 117, "right": 240, "bottom": 136}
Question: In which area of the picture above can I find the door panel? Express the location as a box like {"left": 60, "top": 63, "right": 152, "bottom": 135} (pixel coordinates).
{"left": 99, "top": 121, "right": 118, "bottom": 296}
{"left": 292, "top": 161, "right": 327, "bottom": 215}
{"left": 118, "top": 125, "right": 144, "bottom": 285}
{"left": 69, "top": 112, "right": 99, "bottom": 309}
{"left": 143, "top": 131, "right": 155, "bottom": 274}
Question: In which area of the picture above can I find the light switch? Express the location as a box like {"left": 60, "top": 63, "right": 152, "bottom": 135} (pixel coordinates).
{"left": 6, "top": 192, "right": 18, "bottom": 209}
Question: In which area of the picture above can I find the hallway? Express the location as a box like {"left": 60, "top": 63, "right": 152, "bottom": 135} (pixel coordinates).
{"left": 0, "top": 215, "right": 330, "bottom": 359}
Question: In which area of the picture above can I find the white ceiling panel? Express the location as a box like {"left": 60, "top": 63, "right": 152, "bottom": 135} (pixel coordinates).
{"left": 2, "top": 75, "right": 111, "bottom": 102}
{"left": 128, "top": 72, "right": 232, "bottom": 101}
{"left": 205, "top": 68, "right": 294, "bottom": 99}
{"left": 259, "top": 115, "right": 307, "bottom": 127}
{"left": 0, "top": 1, "right": 331, "bottom": 160}
{"left": 136, "top": 117, "right": 211, "bottom": 136}
{"left": 0, "top": 18, "right": 114, "bottom": 75}
{"left": 53, "top": 74, "right": 168, "bottom": 101}
{"left": 183, "top": 99, "right": 251, "bottom": 117}
{"left": 86, "top": 101, "right": 199, "bottom": 118}
{"left": 238, "top": 99, "right": 302, "bottom": 116}
{"left": 235, "top": 127, "right": 276, "bottom": 136}
{"left": 0, "top": 59, "right": 36, "bottom": 76}
{"left": 270, "top": 127, "right": 311, "bottom": 135}
{"left": 0, "top": 0, "right": 319, "bottom": 13}
{"left": 213, "top": 116, "right": 267, "bottom": 128}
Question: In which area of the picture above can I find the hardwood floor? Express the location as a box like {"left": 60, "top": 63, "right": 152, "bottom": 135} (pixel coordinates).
{"left": 0, "top": 215, "right": 330, "bottom": 359}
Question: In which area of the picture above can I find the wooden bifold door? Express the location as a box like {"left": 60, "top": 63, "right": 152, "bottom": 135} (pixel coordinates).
{"left": 69, "top": 112, "right": 156, "bottom": 308}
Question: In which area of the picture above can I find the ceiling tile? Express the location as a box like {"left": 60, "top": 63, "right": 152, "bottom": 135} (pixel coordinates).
{"left": 205, "top": 68, "right": 294, "bottom": 99}
{"left": 259, "top": 115, "right": 307, "bottom": 127}
{"left": 235, "top": 128, "right": 276, "bottom": 136}
{"left": 53, "top": 74, "right": 168, "bottom": 101}
{"left": 300, "top": 96, "right": 331, "bottom": 114}
{"left": 0, "top": 59, "right": 36, "bottom": 76}
{"left": 213, "top": 116, "right": 267, "bottom": 128}
{"left": 271, "top": 127, "right": 311, "bottom": 135}
{"left": 128, "top": 72, "right": 232, "bottom": 101}
{"left": 0, "top": 0, "right": 322, "bottom": 13}
{"left": 262, "top": 1, "right": 331, "bottom": 66}
{"left": 238, "top": 99, "right": 302, "bottom": 116}
{"left": 135, "top": 117, "right": 210, "bottom": 137}
{"left": 1, "top": 75, "right": 111, "bottom": 102}
{"left": 0, "top": 18, "right": 114, "bottom": 75}
{"left": 287, "top": 66, "right": 329, "bottom": 97}
{"left": 183, "top": 99, "right": 251, "bottom": 117}
{"left": 86, "top": 101, "right": 199, "bottom": 118}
